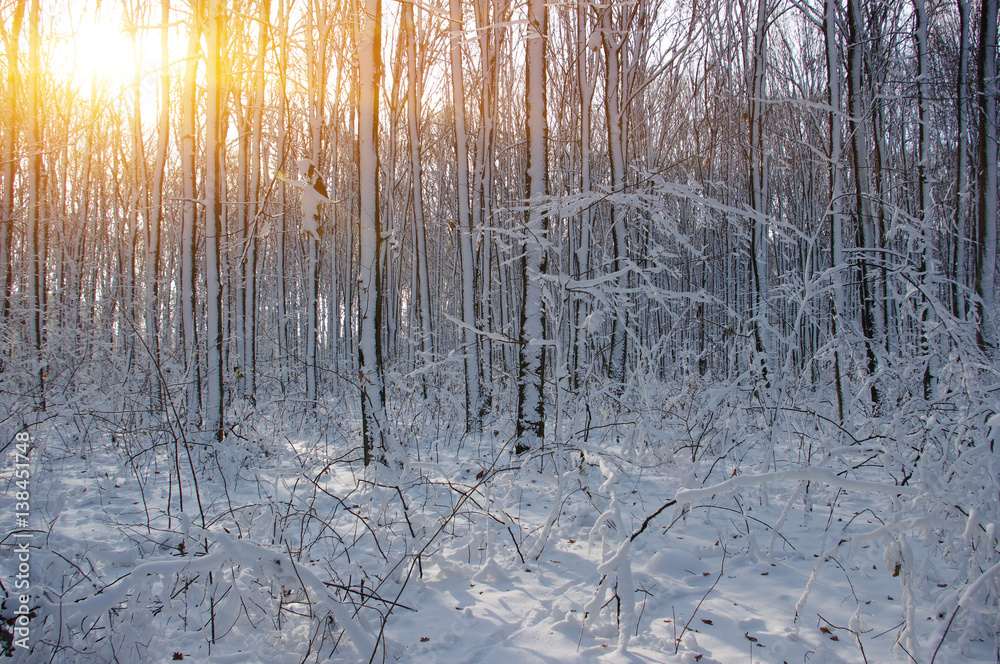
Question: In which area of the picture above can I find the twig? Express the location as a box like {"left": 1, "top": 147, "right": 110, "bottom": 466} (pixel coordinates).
{"left": 630, "top": 499, "right": 677, "bottom": 542}
{"left": 366, "top": 438, "right": 516, "bottom": 664}
{"left": 508, "top": 526, "right": 526, "bottom": 564}
{"left": 676, "top": 544, "right": 726, "bottom": 653}
{"left": 929, "top": 604, "right": 960, "bottom": 664}
{"left": 285, "top": 539, "right": 314, "bottom": 637}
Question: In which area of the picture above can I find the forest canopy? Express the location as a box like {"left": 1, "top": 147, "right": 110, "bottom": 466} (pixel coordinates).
{"left": 0, "top": 0, "right": 995, "bottom": 426}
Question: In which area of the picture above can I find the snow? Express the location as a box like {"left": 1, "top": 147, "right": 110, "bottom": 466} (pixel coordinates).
{"left": 3, "top": 388, "right": 997, "bottom": 663}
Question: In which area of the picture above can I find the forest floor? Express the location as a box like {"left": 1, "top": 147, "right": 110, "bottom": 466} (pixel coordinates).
{"left": 2, "top": 390, "right": 997, "bottom": 663}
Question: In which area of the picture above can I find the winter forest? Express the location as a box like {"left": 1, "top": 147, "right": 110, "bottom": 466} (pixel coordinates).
{"left": 0, "top": 0, "right": 999, "bottom": 661}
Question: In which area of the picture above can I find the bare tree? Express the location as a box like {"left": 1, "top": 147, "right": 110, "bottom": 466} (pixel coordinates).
{"left": 976, "top": 0, "right": 998, "bottom": 354}
{"left": 516, "top": 0, "right": 549, "bottom": 453}
{"left": 450, "top": 0, "right": 484, "bottom": 431}
{"left": 847, "top": 0, "right": 882, "bottom": 407}
{"left": 402, "top": 0, "right": 433, "bottom": 378}
{"left": 27, "top": 0, "right": 45, "bottom": 410}
{"left": 357, "top": 0, "right": 393, "bottom": 465}
{"left": 954, "top": 0, "right": 972, "bottom": 321}
{"left": 601, "top": 2, "right": 630, "bottom": 394}
{"left": 0, "top": 0, "right": 25, "bottom": 347}
{"left": 826, "top": 0, "right": 847, "bottom": 421}
{"left": 748, "top": 0, "right": 771, "bottom": 389}
{"left": 180, "top": 5, "right": 202, "bottom": 423}
{"left": 204, "top": 0, "right": 226, "bottom": 440}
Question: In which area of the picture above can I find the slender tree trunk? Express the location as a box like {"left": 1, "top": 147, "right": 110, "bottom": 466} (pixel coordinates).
{"left": 602, "top": 5, "right": 629, "bottom": 393}
{"left": 847, "top": 0, "right": 881, "bottom": 407}
{"left": 305, "top": 232, "right": 318, "bottom": 403}
{"left": 234, "top": 107, "right": 248, "bottom": 399}
{"left": 403, "top": 0, "right": 432, "bottom": 381}
{"left": 955, "top": 0, "right": 971, "bottom": 320}
{"left": 573, "top": 0, "right": 595, "bottom": 392}
{"left": 0, "top": 1, "right": 24, "bottom": 345}
{"left": 825, "top": 0, "right": 847, "bottom": 422}
{"left": 304, "top": 5, "right": 326, "bottom": 405}
{"left": 516, "top": 0, "right": 548, "bottom": 453}
{"left": 748, "top": 0, "right": 771, "bottom": 389}
{"left": 473, "top": 0, "right": 504, "bottom": 410}
{"left": 181, "top": 8, "right": 202, "bottom": 423}
{"left": 72, "top": 87, "right": 95, "bottom": 355}
{"left": 143, "top": 0, "right": 170, "bottom": 412}
{"left": 245, "top": 0, "right": 268, "bottom": 400}
{"left": 205, "top": 0, "right": 225, "bottom": 440}
{"left": 976, "top": 0, "right": 999, "bottom": 354}
{"left": 358, "top": 0, "right": 392, "bottom": 466}
{"left": 27, "top": 0, "right": 45, "bottom": 410}
{"left": 450, "top": 0, "right": 483, "bottom": 431}
{"left": 275, "top": 0, "right": 289, "bottom": 391}
{"left": 915, "top": 0, "right": 936, "bottom": 397}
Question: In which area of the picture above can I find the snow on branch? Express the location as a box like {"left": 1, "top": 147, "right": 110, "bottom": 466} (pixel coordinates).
{"left": 675, "top": 467, "right": 919, "bottom": 505}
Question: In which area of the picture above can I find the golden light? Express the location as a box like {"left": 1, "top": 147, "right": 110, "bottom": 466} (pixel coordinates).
{"left": 48, "top": 9, "right": 161, "bottom": 96}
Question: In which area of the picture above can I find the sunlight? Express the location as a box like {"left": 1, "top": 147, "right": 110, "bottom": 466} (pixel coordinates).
{"left": 48, "top": 10, "right": 160, "bottom": 97}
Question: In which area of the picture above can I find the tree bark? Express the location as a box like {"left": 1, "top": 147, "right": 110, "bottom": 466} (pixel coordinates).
{"left": 573, "top": 0, "right": 595, "bottom": 392}
{"left": 826, "top": 0, "right": 846, "bottom": 422}
{"left": 516, "top": 0, "right": 548, "bottom": 453}
{"left": 181, "top": 5, "right": 202, "bottom": 423}
{"left": 27, "top": 0, "right": 45, "bottom": 410}
{"left": 450, "top": 0, "right": 483, "bottom": 431}
{"left": 143, "top": 0, "right": 171, "bottom": 412}
{"left": 976, "top": 0, "right": 999, "bottom": 354}
{"left": 915, "top": 0, "right": 936, "bottom": 398}
{"left": 602, "top": 4, "right": 629, "bottom": 394}
{"left": 748, "top": 0, "right": 771, "bottom": 389}
{"left": 204, "top": 0, "right": 226, "bottom": 440}
{"left": 847, "top": 0, "right": 881, "bottom": 407}
{"left": 403, "top": 0, "right": 432, "bottom": 376}
{"left": 0, "top": 0, "right": 25, "bottom": 343}
{"left": 358, "top": 0, "right": 393, "bottom": 466}
{"left": 954, "top": 0, "right": 972, "bottom": 320}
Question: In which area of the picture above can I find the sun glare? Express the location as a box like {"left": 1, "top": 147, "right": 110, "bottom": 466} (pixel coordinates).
{"left": 49, "top": 12, "right": 160, "bottom": 96}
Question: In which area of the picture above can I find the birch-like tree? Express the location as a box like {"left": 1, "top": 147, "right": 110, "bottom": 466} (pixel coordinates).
{"left": 450, "top": 0, "right": 484, "bottom": 431}
{"left": 516, "top": 0, "right": 549, "bottom": 453}
{"left": 357, "top": 0, "right": 393, "bottom": 466}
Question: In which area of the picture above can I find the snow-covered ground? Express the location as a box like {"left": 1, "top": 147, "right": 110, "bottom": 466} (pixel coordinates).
{"left": 2, "top": 385, "right": 998, "bottom": 663}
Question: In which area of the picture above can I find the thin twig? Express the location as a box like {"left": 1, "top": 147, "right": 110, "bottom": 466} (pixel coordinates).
{"left": 676, "top": 544, "right": 726, "bottom": 653}
{"left": 630, "top": 499, "right": 677, "bottom": 542}
{"left": 929, "top": 604, "right": 960, "bottom": 664}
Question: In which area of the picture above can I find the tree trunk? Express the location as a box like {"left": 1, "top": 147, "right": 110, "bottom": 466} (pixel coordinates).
{"left": 275, "top": 0, "right": 289, "bottom": 392}
{"left": 27, "top": 0, "right": 45, "bottom": 410}
{"left": 245, "top": 0, "right": 268, "bottom": 400}
{"left": 181, "top": 6, "right": 202, "bottom": 423}
{"left": 358, "top": 0, "right": 393, "bottom": 466}
{"left": 748, "top": 0, "right": 770, "bottom": 389}
{"left": 516, "top": 0, "right": 548, "bottom": 453}
{"left": 304, "top": 4, "right": 327, "bottom": 405}
{"left": 976, "top": 0, "right": 999, "bottom": 354}
{"left": 573, "top": 0, "right": 595, "bottom": 392}
{"left": 142, "top": 0, "right": 171, "bottom": 412}
{"left": 826, "top": 0, "right": 846, "bottom": 422}
{"left": 955, "top": 0, "right": 971, "bottom": 320}
{"left": 472, "top": 0, "right": 504, "bottom": 411}
{"left": 915, "top": 0, "right": 936, "bottom": 398}
{"left": 0, "top": 0, "right": 24, "bottom": 345}
{"left": 403, "top": 0, "right": 433, "bottom": 384}
{"left": 450, "top": 0, "right": 483, "bottom": 431}
{"left": 602, "top": 5, "right": 629, "bottom": 393}
{"left": 847, "top": 0, "right": 881, "bottom": 407}
{"left": 204, "top": 0, "right": 226, "bottom": 440}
